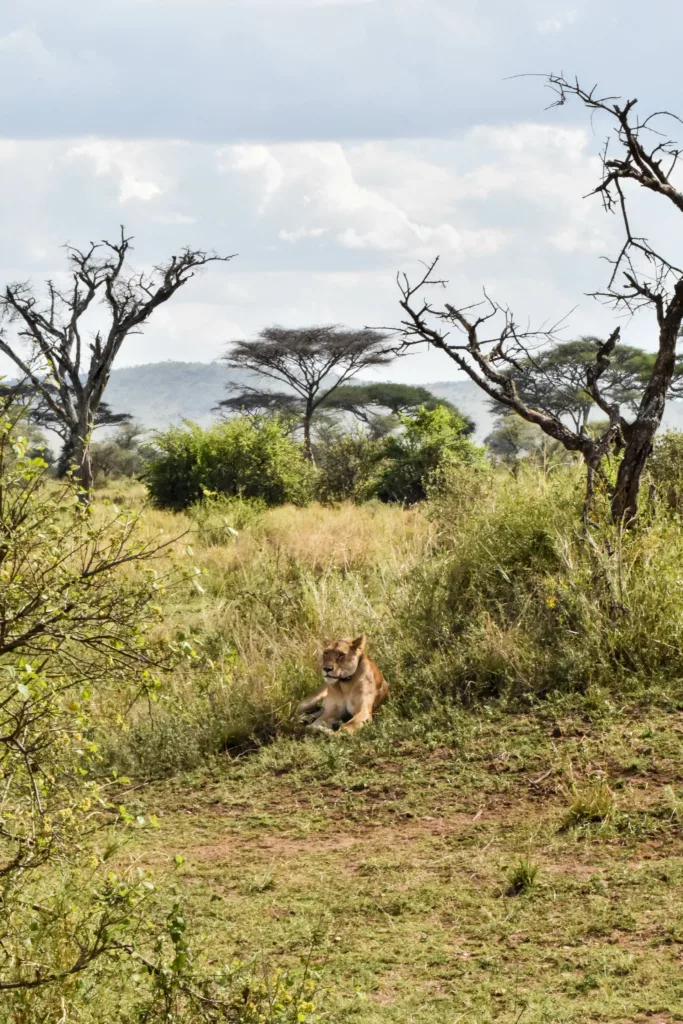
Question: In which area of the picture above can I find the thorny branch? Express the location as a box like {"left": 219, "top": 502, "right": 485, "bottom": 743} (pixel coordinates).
{"left": 393, "top": 74, "right": 683, "bottom": 522}
{"left": 0, "top": 228, "right": 234, "bottom": 488}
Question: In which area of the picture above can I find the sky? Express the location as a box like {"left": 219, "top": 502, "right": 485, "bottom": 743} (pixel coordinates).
{"left": 1, "top": 0, "right": 683, "bottom": 383}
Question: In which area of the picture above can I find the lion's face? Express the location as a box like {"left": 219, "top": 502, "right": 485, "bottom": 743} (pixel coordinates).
{"left": 321, "top": 635, "right": 366, "bottom": 681}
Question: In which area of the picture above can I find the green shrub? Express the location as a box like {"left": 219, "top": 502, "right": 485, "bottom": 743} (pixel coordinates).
{"left": 381, "top": 462, "right": 683, "bottom": 709}
{"left": 144, "top": 416, "right": 314, "bottom": 510}
{"left": 0, "top": 404, "right": 184, "bottom": 1011}
{"left": 649, "top": 429, "right": 683, "bottom": 513}
{"left": 371, "top": 405, "right": 486, "bottom": 504}
{"left": 314, "top": 429, "right": 380, "bottom": 504}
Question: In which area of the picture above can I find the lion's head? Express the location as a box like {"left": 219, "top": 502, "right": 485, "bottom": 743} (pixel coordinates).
{"left": 321, "top": 635, "right": 366, "bottom": 681}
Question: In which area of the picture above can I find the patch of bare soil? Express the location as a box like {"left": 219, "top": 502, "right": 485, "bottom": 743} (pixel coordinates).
{"left": 166, "top": 800, "right": 552, "bottom": 869}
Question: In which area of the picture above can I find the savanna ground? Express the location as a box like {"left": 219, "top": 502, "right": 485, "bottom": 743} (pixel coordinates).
{"left": 98, "top": 475, "right": 683, "bottom": 1024}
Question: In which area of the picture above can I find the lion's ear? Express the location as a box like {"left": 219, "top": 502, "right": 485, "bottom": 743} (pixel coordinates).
{"left": 351, "top": 634, "right": 366, "bottom": 654}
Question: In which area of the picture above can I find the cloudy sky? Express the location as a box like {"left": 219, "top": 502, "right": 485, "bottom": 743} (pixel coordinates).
{"left": 2, "top": 0, "right": 683, "bottom": 382}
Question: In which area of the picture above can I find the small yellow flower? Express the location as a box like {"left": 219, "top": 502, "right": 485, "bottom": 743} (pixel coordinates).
{"left": 546, "top": 595, "right": 557, "bottom": 609}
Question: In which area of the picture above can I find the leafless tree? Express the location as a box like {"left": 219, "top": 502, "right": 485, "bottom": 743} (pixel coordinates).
{"left": 0, "top": 229, "right": 234, "bottom": 491}
{"left": 395, "top": 75, "right": 683, "bottom": 523}
{"left": 221, "top": 325, "right": 394, "bottom": 460}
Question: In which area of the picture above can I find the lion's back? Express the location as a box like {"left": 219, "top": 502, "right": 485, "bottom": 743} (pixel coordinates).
{"left": 364, "top": 655, "right": 389, "bottom": 709}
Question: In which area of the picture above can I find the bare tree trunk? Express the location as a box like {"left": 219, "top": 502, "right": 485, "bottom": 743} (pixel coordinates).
{"left": 56, "top": 432, "right": 76, "bottom": 479}
{"left": 303, "top": 402, "right": 315, "bottom": 464}
{"left": 57, "top": 416, "right": 93, "bottom": 493}
{"left": 611, "top": 421, "right": 659, "bottom": 523}
{"left": 611, "top": 295, "right": 683, "bottom": 523}
{"left": 77, "top": 439, "right": 94, "bottom": 493}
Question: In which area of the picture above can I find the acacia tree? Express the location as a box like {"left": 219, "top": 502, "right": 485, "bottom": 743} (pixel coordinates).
{"left": 220, "top": 325, "right": 393, "bottom": 460}
{"left": 321, "top": 381, "right": 476, "bottom": 435}
{"left": 217, "top": 390, "right": 302, "bottom": 419}
{"left": 395, "top": 76, "right": 683, "bottom": 523}
{"left": 485, "top": 414, "right": 547, "bottom": 465}
{"left": 490, "top": 337, "right": 683, "bottom": 434}
{"left": 0, "top": 229, "right": 233, "bottom": 491}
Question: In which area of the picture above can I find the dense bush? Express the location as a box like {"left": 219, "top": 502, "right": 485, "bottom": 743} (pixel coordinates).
{"left": 649, "top": 429, "right": 683, "bottom": 513}
{"left": 371, "top": 405, "right": 486, "bottom": 504}
{"left": 383, "top": 463, "right": 683, "bottom": 711}
{"left": 0, "top": 405, "right": 328, "bottom": 1021}
{"left": 0, "top": 405, "right": 175, "bottom": 1013}
{"left": 144, "top": 416, "right": 313, "bottom": 510}
{"left": 314, "top": 429, "right": 379, "bottom": 503}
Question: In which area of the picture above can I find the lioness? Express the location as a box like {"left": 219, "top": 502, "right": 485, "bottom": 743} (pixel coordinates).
{"left": 297, "top": 634, "right": 388, "bottom": 735}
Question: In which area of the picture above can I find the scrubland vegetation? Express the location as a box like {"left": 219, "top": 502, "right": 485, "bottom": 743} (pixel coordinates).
{"left": 5, "top": 389, "right": 683, "bottom": 1021}
{"left": 114, "top": 451, "right": 683, "bottom": 774}
{"left": 3, "top": 68, "right": 683, "bottom": 1024}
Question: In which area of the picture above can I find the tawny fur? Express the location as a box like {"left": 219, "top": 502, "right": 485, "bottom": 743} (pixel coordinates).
{"left": 297, "top": 634, "right": 388, "bottom": 735}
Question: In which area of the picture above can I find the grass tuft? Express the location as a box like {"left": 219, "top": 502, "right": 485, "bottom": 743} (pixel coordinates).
{"left": 562, "top": 781, "right": 617, "bottom": 830}
{"left": 505, "top": 857, "right": 540, "bottom": 896}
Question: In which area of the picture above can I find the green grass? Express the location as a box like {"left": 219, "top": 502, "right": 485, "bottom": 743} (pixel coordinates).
{"left": 562, "top": 782, "right": 617, "bottom": 831}
{"left": 83, "top": 471, "right": 683, "bottom": 1021}
{"left": 505, "top": 857, "right": 540, "bottom": 896}
{"left": 121, "top": 703, "right": 683, "bottom": 1023}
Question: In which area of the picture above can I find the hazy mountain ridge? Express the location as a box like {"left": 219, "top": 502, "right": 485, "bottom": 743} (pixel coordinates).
{"left": 103, "top": 362, "right": 501, "bottom": 440}
{"left": 104, "top": 361, "right": 683, "bottom": 443}
{"left": 104, "top": 361, "right": 247, "bottom": 431}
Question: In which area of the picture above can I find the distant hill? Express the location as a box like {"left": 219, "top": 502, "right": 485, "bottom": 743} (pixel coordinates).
{"left": 426, "top": 380, "right": 498, "bottom": 441}
{"left": 104, "top": 361, "right": 246, "bottom": 431}
{"left": 103, "top": 362, "right": 501, "bottom": 440}
{"left": 101, "top": 362, "right": 501, "bottom": 440}
{"left": 102, "top": 360, "right": 683, "bottom": 444}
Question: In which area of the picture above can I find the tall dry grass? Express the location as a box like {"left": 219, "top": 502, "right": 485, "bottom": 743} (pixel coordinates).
{"left": 97, "top": 483, "right": 435, "bottom": 773}
{"left": 97, "top": 467, "right": 683, "bottom": 777}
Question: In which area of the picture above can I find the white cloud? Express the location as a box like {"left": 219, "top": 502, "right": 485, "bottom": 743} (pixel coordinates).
{"left": 337, "top": 223, "right": 508, "bottom": 255}
{"left": 0, "top": 122, "right": 656, "bottom": 383}
{"left": 220, "top": 146, "right": 284, "bottom": 214}
{"left": 227, "top": 141, "right": 511, "bottom": 257}
{"left": 224, "top": 127, "right": 610, "bottom": 260}
{"left": 66, "top": 140, "right": 170, "bottom": 204}
{"left": 119, "top": 178, "right": 162, "bottom": 203}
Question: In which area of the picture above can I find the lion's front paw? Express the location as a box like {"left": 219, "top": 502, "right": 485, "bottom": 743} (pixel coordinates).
{"left": 306, "top": 719, "right": 334, "bottom": 735}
